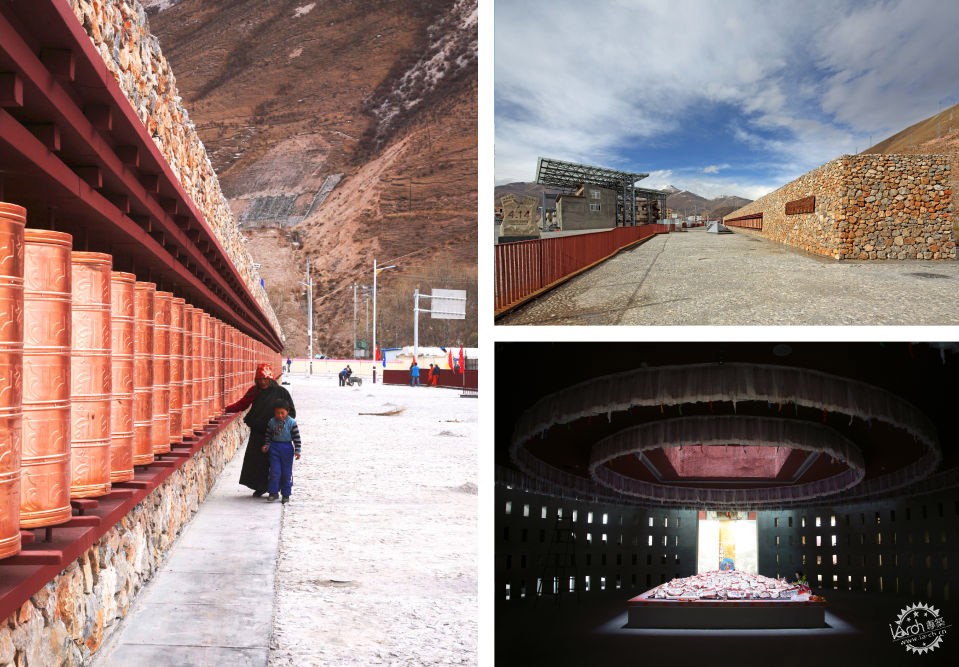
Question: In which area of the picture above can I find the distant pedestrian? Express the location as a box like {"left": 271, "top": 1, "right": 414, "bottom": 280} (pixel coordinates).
{"left": 286, "top": 357, "right": 292, "bottom": 373}
{"left": 410, "top": 360, "right": 420, "bottom": 387}
{"left": 261, "top": 399, "right": 301, "bottom": 504}
{"left": 428, "top": 363, "right": 440, "bottom": 387}
{"left": 338, "top": 366, "right": 350, "bottom": 386}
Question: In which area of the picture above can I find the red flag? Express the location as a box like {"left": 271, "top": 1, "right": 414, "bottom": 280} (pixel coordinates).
{"left": 458, "top": 347, "right": 465, "bottom": 374}
{"left": 375, "top": 346, "right": 381, "bottom": 361}
{"left": 447, "top": 349, "right": 454, "bottom": 370}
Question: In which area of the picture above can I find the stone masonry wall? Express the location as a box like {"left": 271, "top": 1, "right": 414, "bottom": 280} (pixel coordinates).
{"left": 0, "top": 420, "right": 245, "bottom": 666}
{"left": 725, "top": 154, "right": 955, "bottom": 260}
{"left": 66, "top": 0, "right": 283, "bottom": 337}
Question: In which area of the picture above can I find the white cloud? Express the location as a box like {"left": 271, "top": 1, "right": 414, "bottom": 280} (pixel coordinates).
{"left": 495, "top": 0, "right": 959, "bottom": 196}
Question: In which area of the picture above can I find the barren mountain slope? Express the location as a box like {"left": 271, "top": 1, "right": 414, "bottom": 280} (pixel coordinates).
{"left": 145, "top": 0, "right": 477, "bottom": 355}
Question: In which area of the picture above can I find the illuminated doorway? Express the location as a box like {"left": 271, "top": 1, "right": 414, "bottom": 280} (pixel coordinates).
{"left": 697, "top": 510, "right": 758, "bottom": 573}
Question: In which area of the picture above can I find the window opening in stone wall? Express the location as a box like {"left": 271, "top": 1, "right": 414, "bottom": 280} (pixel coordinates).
{"left": 816, "top": 535, "right": 821, "bottom": 547}
{"left": 895, "top": 577, "right": 900, "bottom": 593}
{"left": 662, "top": 535, "right": 667, "bottom": 547}
{"left": 618, "top": 533, "right": 623, "bottom": 545}
{"left": 925, "top": 530, "right": 930, "bottom": 544}
{"left": 664, "top": 516, "right": 668, "bottom": 527}
{"left": 602, "top": 533, "right": 607, "bottom": 543}
{"left": 585, "top": 576, "right": 591, "bottom": 591}
{"left": 817, "top": 555, "right": 822, "bottom": 565}
{"left": 504, "top": 526, "right": 510, "bottom": 540}
{"left": 616, "top": 553, "right": 622, "bottom": 565}
{"left": 832, "top": 554, "right": 838, "bottom": 565}
{"left": 505, "top": 501, "right": 512, "bottom": 515}
{"left": 571, "top": 510, "right": 578, "bottom": 522}
{"left": 877, "top": 532, "right": 882, "bottom": 545}
{"left": 847, "top": 575, "right": 853, "bottom": 590}
{"left": 816, "top": 516, "right": 821, "bottom": 527}
{"left": 616, "top": 574, "right": 622, "bottom": 590}
{"left": 894, "top": 554, "right": 899, "bottom": 566}
{"left": 540, "top": 529, "right": 546, "bottom": 543}
{"left": 541, "top": 506, "right": 547, "bottom": 519}
{"left": 588, "top": 511, "right": 594, "bottom": 524}
{"left": 802, "top": 536, "right": 806, "bottom": 545}
{"left": 589, "top": 203, "right": 601, "bottom": 212}
{"left": 878, "top": 577, "right": 883, "bottom": 593}
{"left": 788, "top": 517, "right": 793, "bottom": 527}
{"left": 521, "top": 580, "right": 527, "bottom": 598}
{"left": 586, "top": 554, "right": 592, "bottom": 566}
{"left": 831, "top": 534, "right": 837, "bottom": 547}
{"left": 632, "top": 574, "right": 637, "bottom": 587}
{"left": 521, "top": 555, "right": 527, "bottom": 569}
{"left": 649, "top": 517, "right": 654, "bottom": 527}
{"left": 553, "top": 577, "right": 559, "bottom": 594}
{"left": 602, "top": 513, "right": 608, "bottom": 525}
{"left": 674, "top": 535, "right": 679, "bottom": 547}
{"left": 832, "top": 574, "right": 838, "bottom": 589}
{"left": 676, "top": 517, "right": 681, "bottom": 528}
{"left": 590, "top": 189, "right": 601, "bottom": 199}
{"left": 860, "top": 513, "right": 866, "bottom": 525}
{"left": 941, "top": 530, "right": 947, "bottom": 544}
{"left": 802, "top": 517, "right": 806, "bottom": 528}
{"left": 776, "top": 553, "right": 780, "bottom": 564}
{"left": 601, "top": 576, "right": 607, "bottom": 591}
{"left": 646, "top": 554, "right": 652, "bottom": 565}
{"left": 878, "top": 554, "right": 883, "bottom": 567}
{"left": 675, "top": 555, "right": 681, "bottom": 565}
{"left": 648, "top": 535, "right": 653, "bottom": 546}
{"left": 830, "top": 515, "right": 836, "bottom": 527}
{"left": 802, "top": 554, "right": 807, "bottom": 565}
{"left": 505, "top": 583, "right": 510, "bottom": 600}
{"left": 817, "top": 574, "right": 823, "bottom": 585}
{"left": 875, "top": 511, "right": 881, "bottom": 524}
{"left": 861, "top": 555, "right": 866, "bottom": 567}
{"left": 890, "top": 510, "right": 896, "bottom": 522}
{"left": 863, "top": 576, "right": 868, "bottom": 592}
{"left": 523, "top": 503, "right": 529, "bottom": 517}
{"left": 632, "top": 535, "right": 639, "bottom": 546}
{"left": 776, "top": 536, "right": 780, "bottom": 545}
{"left": 587, "top": 533, "right": 592, "bottom": 544}
{"left": 557, "top": 508, "right": 563, "bottom": 519}
{"left": 569, "top": 576, "right": 576, "bottom": 593}
{"left": 661, "top": 554, "right": 667, "bottom": 565}
{"left": 926, "top": 555, "right": 932, "bottom": 569}
{"left": 774, "top": 517, "right": 779, "bottom": 527}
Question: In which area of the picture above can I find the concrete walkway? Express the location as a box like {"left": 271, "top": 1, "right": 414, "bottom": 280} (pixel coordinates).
{"left": 95, "top": 447, "right": 280, "bottom": 666}
{"left": 498, "top": 228, "right": 959, "bottom": 325}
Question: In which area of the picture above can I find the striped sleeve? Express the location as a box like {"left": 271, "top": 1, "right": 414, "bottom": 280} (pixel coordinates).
{"left": 290, "top": 422, "right": 302, "bottom": 454}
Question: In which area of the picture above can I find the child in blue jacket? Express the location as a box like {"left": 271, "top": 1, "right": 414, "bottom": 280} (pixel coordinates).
{"left": 262, "top": 399, "right": 302, "bottom": 503}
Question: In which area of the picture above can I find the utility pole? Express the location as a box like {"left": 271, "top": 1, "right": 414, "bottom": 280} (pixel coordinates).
{"left": 373, "top": 259, "right": 398, "bottom": 380}
{"left": 300, "top": 260, "right": 314, "bottom": 377}
{"left": 352, "top": 282, "right": 358, "bottom": 357}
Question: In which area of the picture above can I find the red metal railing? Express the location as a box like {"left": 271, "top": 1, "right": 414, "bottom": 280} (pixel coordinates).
{"left": 494, "top": 225, "right": 669, "bottom": 315}
{"left": 725, "top": 213, "right": 763, "bottom": 230}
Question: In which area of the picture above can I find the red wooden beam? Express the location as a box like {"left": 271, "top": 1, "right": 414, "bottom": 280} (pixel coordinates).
{"left": 0, "top": 72, "right": 23, "bottom": 106}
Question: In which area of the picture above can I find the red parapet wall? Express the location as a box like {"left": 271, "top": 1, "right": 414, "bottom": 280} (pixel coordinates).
{"left": 383, "top": 369, "right": 477, "bottom": 390}
{"left": 494, "top": 224, "right": 669, "bottom": 315}
{"left": 725, "top": 213, "right": 763, "bottom": 230}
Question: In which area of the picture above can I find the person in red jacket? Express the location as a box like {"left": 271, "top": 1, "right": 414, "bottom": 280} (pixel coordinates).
{"left": 224, "top": 363, "right": 296, "bottom": 497}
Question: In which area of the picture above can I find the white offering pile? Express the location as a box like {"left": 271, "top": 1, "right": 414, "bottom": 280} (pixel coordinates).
{"left": 647, "top": 571, "right": 800, "bottom": 600}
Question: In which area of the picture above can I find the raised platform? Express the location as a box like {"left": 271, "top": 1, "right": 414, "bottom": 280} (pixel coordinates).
{"left": 626, "top": 594, "right": 826, "bottom": 629}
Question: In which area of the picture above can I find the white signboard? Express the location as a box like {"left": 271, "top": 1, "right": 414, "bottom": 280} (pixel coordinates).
{"left": 430, "top": 288, "right": 466, "bottom": 320}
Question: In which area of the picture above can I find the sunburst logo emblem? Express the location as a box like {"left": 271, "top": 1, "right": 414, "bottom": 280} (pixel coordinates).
{"left": 889, "top": 602, "right": 949, "bottom": 654}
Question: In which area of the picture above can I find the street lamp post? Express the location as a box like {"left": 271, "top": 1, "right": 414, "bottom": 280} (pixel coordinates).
{"left": 300, "top": 259, "right": 314, "bottom": 377}
{"left": 372, "top": 258, "right": 397, "bottom": 382}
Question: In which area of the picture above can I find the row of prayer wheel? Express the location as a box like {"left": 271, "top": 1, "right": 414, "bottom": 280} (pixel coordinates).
{"left": 0, "top": 203, "right": 281, "bottom": 559}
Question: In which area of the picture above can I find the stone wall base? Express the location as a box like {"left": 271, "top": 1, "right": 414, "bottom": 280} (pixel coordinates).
{"left": 0, "top": 420, "right": 245, "bottom": 666}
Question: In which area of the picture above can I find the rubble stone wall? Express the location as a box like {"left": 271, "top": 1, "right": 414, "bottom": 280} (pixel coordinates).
{"left": 0, "top": 420, "right": 245, "bottom": 666}
{"left": 66, "top": 0, "right": 283, "bottom": 335}
{"left": 725, "top": 154, "right": 955, "bottom": 260}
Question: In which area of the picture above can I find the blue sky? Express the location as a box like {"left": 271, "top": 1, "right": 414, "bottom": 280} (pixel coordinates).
{"left": 495, "top": 0, "right": 959, "bottom": 199}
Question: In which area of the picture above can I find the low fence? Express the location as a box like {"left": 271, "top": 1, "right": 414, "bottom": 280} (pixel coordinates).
{"left": 494, "top": 224, "right": 669, "bottom": 315}
{"left": 384, "top": 369, "right": 478, "bottom": 391}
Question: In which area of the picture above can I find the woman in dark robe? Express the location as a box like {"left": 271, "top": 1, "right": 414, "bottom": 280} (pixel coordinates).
{"left": 224, "top": 363, "right": 296, "bottom": 496}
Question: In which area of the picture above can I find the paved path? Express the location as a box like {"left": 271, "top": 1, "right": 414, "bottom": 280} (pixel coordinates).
{"left": 95, "top": 376, "right": 478, "bottom": 666}
{"left": 96, "top": 446, "right": 279, "bottom": 666}
{"left": 499, "top": 228, "right": 959, "bottom": 325}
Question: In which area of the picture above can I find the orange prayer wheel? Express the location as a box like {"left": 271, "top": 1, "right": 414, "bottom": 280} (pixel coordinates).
{"left": 202, "top": 312, "right": 213, "bottom": 422}
{"left": 0, "top": 203, "right": 25, "bottom": 557}
{"left": 69, "top": 252, "right": 112, "bottom": 498}
{"left": 152, "top": 291, "right": 172, "bottom": 454}
{"left": 169, "top": 297, "right": 185, "bottom": 443}
{"left": 213, "top": 319, "right": 223, "bottom": 415}
{"left": 191, "top": 308, "right": 205, "bottom": 431}
{"left": 20, "top": 229, "right": 72, "bottom": 528}
{"left": 132, "top": 281, "right": 155, "bottom": 465}
{"left": 181, "top": 304, "right": 194, "bottom": 438}
{"left": 109, "top": 271, "right": 135, "bottom": 482}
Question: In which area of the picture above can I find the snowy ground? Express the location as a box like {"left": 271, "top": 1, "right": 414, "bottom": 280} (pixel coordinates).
{"left": 269, "top": 375, "right": 477, "bottom": 665}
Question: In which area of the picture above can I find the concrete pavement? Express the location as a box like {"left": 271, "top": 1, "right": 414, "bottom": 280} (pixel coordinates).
{"left": 498, "top": 228, "right": 959, "bottom": 325}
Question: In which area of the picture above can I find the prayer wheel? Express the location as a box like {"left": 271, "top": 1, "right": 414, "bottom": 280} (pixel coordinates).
{"left": 69, "top": 252, "right": 112, "bottom": 498}
{"left": 213, "top": 319, "right": 223, "bottom": 415}
{"left": 109, "top": 271, "right": 135, "bottom": 482}
{"left": 191, "top": 308, "right": 205, "bottom": 431}
{"left": 152, "top": 291, "right": 172, "bottom": 454}
{"left": 132, "top": 281, "right": 155, "bottom": 465}
{"left": 20, "top": 229, "right": 72, "bottom": 528}
{"left": 169, "top": 297, "right": 185, "bottom": 443}
{"left": 181, "top": 304, "right": 194, "bottom": 438}
{"left": 202, "top": 312, "right": 213, "bottom": 422}
{"left": 0, "top": 203, "right": 25, "bottom": 558}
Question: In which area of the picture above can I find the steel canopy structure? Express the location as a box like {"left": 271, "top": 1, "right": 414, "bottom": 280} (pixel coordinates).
{"left": 535, "top": 157, "right": 667, "bottom": 226}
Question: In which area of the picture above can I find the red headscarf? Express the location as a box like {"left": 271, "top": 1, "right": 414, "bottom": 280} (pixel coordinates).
{"left": 255, "top": 363, "right": 274, "bottom": 380}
